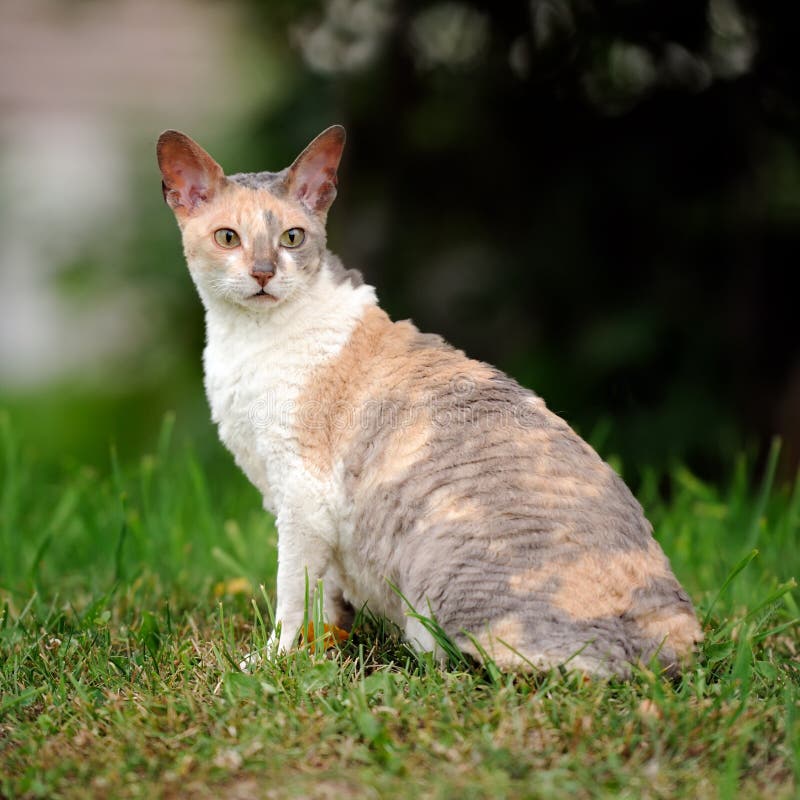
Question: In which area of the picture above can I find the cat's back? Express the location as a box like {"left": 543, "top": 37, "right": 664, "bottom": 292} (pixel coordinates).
{"left": 296, "top": 304, "right": 646, "bottom": 539}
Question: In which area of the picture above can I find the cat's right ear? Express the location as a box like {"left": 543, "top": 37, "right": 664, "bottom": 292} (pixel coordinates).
{"left": 157, "top": 131, "right": 225, "bottom": 219}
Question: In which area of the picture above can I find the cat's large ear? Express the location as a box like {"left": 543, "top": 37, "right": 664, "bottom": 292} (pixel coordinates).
{"left": 284, "top": 125, "right": 346, "bottom": 217}
{"left": 157, "top": 130, "right": 225, "bottom": 218}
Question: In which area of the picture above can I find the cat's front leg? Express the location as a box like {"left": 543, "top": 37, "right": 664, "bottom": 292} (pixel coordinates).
{"left": 240, "top": 534, "right": 331, "bottom": 671}
{"left": 272, "top": 502, "right": 336, "bottom": 653}
{"left": 238, "top": 491, "right": 340, "bottom": 671}
{"left": 238, "top": 558, "right": 343, "bottom": 671}
{"left": 273, "top": 541, "right": 328, "bottom": 652}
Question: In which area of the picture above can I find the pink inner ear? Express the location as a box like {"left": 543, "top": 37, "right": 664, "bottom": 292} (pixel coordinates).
{"left": 172, "top": 164, "right": 212, "bottom": 209}
{"left": 158, "top": 132, "right": 223, "bottom": 214}
{"left": 294, "top": 160, "right": 337, "bottom": 212}
{"left": 288, "top": 135, "right": 344, "bottom": 214}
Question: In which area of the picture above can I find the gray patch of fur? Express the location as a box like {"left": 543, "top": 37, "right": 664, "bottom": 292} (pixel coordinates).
{"left": 228, "top": 169, "right": 288, "bottom": 194}
{"left": 324, "top": 253, "right": 364, "bottom": 287}
{"left": 252, "top": 233, "right": 276, "bottom": 262}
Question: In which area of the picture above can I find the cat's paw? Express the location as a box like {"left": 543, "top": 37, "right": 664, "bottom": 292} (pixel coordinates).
{"left": 238, "top": 622, "right": 348, "bottom": 670}
{"left": 238, "top": 649, "right": 264, "bottom": 672}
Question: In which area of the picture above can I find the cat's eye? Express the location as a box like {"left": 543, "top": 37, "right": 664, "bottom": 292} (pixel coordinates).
{"left": 214, "top": 228, "right": 241, "bottom": 248}
{"left": 279, "top": 228, "right": 305, "bottom": 248}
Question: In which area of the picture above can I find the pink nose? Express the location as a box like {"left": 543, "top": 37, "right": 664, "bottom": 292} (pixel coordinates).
{"left": 251, "top": 269, "right": 274, "bottom": 287}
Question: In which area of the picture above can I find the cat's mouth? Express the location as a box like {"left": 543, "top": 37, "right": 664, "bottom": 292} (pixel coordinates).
{"left": 249, "top": 289, "right": 277, "bottom": 302}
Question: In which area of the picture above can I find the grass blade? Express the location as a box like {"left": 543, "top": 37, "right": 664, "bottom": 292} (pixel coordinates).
{"left": 703, "top": 549, "right": 759, "bottom": 627}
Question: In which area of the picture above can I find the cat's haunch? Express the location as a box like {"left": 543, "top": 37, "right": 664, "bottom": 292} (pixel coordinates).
{"left": 157, "top": 127, "right": 702, "bottom": 677}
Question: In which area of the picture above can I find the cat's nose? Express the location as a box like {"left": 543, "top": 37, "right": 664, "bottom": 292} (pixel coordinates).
{"left": 251, "top": 266, "right": 275, "bottom": 287}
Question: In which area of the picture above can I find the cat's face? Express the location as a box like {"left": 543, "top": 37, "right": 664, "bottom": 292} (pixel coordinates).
{"left": 157, "top": 127, "right": 345, "bottom": 311}
{"left": 176, "top": 178, "right": 327, "bottom": 311}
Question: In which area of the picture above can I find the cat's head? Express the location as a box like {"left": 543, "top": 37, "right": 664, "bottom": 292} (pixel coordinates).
{"left": 156, "top": 126, "right": 345, "bottom": 311}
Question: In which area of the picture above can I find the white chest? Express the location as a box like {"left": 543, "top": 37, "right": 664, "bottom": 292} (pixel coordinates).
{"left": 201, "top": 278, "right": 377, "bottom": 515}
{"left": 204, "top": 340, "right": 302, "bottom": 511}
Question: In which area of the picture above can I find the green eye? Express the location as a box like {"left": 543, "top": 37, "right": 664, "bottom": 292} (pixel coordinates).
{"left": 214, "top": 228, "right": 240, "bottom": 248}
{"left": 279, "top": 228, "right": 305, "bottom": 248}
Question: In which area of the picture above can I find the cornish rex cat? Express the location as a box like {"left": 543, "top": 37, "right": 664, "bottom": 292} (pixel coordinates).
{"left": 156, "top": 126, "right": 701, "bottom": 677}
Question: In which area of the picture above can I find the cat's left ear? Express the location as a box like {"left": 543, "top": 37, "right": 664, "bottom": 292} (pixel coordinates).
{"left": 285, "top": 125, "right": 346, "bottom": 217}
{"left": 157, "top": 130, "right": 225, "bottom": 219}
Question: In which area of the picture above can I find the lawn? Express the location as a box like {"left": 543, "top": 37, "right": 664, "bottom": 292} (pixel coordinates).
{"left": 1, "top": 411, "right": 798, "bottom": 799}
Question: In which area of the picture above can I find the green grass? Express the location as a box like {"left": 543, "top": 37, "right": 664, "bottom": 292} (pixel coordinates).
{"left": 1, "top": 411, "right": 799, "bottom": 799}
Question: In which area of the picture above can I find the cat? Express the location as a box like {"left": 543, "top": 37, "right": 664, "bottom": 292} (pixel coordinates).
{"left": 156, "top": 125, "right": 702, "bottom": 678}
